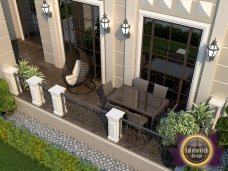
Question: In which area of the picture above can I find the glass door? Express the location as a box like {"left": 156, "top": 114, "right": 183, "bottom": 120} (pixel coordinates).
{"left": 59, "top": 0, "right": 101, "bottom": 80}
{"left": 16, "top": 0, "right": 41, "bottom": 44}
{"left": 141, "top": 18, "right": 202, "bottom": 109}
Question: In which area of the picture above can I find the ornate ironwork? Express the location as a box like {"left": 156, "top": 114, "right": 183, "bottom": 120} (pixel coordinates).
{"left": 63, "top": 93, "right": 108, "bottom": 136}
{"left": 14, "top": 73, "right": 32, "bottom": 101}
{"left": 119, "top": 119, "right": 173, "bottom": 165}
{"left": 40, "top": 83, "right": 53, "bottom": 113}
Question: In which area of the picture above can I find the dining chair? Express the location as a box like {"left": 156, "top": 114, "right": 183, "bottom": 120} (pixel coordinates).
{"left": 132, "top": 77, "right": 149, "bottom": 92}
{"left": 95, "top": 81, "right": 114, "bottom": 109}
{"left": 126, "top": 111, "right": 148, "bottom": 127}
{"left": 153, "top": 83, "right": 168, "bottom": 99}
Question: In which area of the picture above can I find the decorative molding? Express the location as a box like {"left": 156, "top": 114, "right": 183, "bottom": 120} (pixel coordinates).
{"left": 147, "top": 0, "right": 153, "bottom": 6}
{"left": 159, "top": 0, "right": 172, "bottom": 10}
{"left": 197, "top": 1, "right": 213, "bottom": 17}
{"left": 177, "top": 0, "right": 192, "bottom": 13}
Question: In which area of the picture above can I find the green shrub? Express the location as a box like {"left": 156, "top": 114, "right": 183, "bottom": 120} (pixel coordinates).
{"left": 217, "top": 131, "right": 228, "bottom": 146}
{"left": 216, "top": 117, "right": 228, "bottom": 131}
{"left": 225, "top": 164, "right": 228, "bottom": 171}
{"left": 184, "top": 165, "right": 205, "bottom": 171}
{"left": 157, "top": 111, "right": 200, "bottom": 146}
{"left": 225, "top": 106, "right": 228, "bottom": 115}
{"left": 0, "top": 117, "right": 98, "bottom": 171}
{"left": 216, "top": 117, "right": 228, "bottom": 146}
{"left": 0, "top": 79, "right": 16, "bottom": 113}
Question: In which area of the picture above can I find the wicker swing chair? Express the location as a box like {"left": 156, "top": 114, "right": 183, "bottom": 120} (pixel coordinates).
{"left": 63, "top": 47, "right": 95, "bottom": 94}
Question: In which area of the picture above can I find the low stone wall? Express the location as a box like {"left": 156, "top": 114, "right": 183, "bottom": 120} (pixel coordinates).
{"left": 15, "top": 97, "right": 170, "bottom": 171}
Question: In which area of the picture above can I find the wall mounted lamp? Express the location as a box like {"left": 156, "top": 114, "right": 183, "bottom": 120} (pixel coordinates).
{"left": 41, "top": 0, "right": 52, "bottom": 17}
{"left": 121, "top": 18, "right": 130, "bottom": 38}
{"left": 101, "top": 13, "right": 110, "bottom": 33}
{"left": 207, "top": 38, "right": 219, "bottom": 62}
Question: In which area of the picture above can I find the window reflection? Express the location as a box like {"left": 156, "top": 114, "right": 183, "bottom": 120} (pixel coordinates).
{"left": 141, "top": 17, "right": 202, "bottom": 109}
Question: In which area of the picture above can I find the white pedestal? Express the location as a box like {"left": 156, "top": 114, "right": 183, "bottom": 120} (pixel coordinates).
{"left": 48, "top": 85, "right": 66, "bottom": 117}
{"left": 106, "top": 108, "right": 125, "bottom": 143}
{"left": 26, "top": 76, "right": 44, "bottom": 106}
{"left": 209, "top": 97, "right": 226, "bottom": 130}
{"left": 3, "top": 66, "right": 19, "bottom": 95}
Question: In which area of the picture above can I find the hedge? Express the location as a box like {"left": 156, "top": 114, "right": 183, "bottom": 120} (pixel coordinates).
{"left": 216, "top": 117, "right": 228, "bottom": 146}
{"left": 0, "top": 117, "right": 98, "bottom": 171}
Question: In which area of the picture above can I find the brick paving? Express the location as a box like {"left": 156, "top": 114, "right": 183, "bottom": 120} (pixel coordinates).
{"left": 6, "top": 112, "right": 136, "bottom": 171}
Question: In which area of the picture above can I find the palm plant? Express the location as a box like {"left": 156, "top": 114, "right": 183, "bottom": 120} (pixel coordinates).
{"left": 187, "top": 102, "right": 213, "bottom": 130}
{"left": 17, "top": 59, "right": 30, "bottom": 76}
{"left": 16, "top": 59, "right": 46, "bottom": 89}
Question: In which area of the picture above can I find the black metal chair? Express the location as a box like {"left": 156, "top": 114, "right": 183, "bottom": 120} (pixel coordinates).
{"left": 63, "top": 47, "right": 95, "bottom": 94}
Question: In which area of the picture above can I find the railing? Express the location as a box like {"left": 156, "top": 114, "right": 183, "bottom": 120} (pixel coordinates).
{"left": 119, "top": 119, "right": 173, "bottom": 166}
{"left": 40, "top": 83, "right": 53, "bottom": 113}
{"left": 62, "top": 93, "right": 108, "bottom": 137}
{"left": 14, "top": 73, "right": 32, "bottom": 101}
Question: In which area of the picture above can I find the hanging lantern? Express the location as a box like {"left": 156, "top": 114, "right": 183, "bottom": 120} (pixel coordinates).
{"left": 121, "top": 18, "right": 130, "bottom": 38}
{"left": 101, "top": 13, "right": 110, "bottom": 33}
{"left": 207, "top": 38, "right": 219, "bottom": 62}
{"left": 41, "top": 0, "right": 52, "bottom": 17}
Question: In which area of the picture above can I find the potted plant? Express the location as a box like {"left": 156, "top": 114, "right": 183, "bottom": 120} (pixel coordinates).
{"left": 187, "top": 102, "right": 213, "bottom": 134}
{"left": 0, "top": 79, "right": 16, "bottom": 116}
{"left": 157, "top": 111, "right": 200, "bottom": 146}
{"left": 16, "top": 59, "right": 46, "bottom": 90}
{"left": 157, "top": 111, "right": 200, "bottom": 166}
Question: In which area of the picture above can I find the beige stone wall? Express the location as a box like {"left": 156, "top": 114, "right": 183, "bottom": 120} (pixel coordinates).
{"left": 113, "top": 0, "right": 126, "bottom": 87}
{"left": 112, "top": 0, "right": 219, "bottom": 88}
{"left": 139, "top": 0, "right": 218, "bottom": 24}
{"left": 34, "top": 0, "right": 55, "bottom": 65}
{"left": 0, "top": 1, "right": 16, "bottom": 78}
{"left": 1, "top": 0, "right": 23, "bottom": 40}
{"left": 210, "top": 26, "right": 228, "bottom": 99}
{"left": 196, "top": 0, "right": 228, "bottom": 103}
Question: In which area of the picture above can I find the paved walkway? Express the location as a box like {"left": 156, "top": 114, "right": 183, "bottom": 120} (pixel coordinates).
{"left": 6, "top": 112, "right": 136, "bottom": 171}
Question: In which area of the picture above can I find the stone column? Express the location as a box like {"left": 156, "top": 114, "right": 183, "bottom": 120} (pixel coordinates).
{"left": 26, "top": 76, "right": 44, "bottom": 106}
{"left": 3, "top": 66, "right": 19, "bottom": 95}
{"left": 48, "top": 84, "right": 66, "bottom": 117}
{"left": 209, "top": 97, "right": 226, "bottom": 130}
{"left": 106, "top": 108, "right": 125, "bottom": 143}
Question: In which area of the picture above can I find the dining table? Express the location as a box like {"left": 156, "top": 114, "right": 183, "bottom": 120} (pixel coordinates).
{"left": 107, "top": 85, "right": 169, "bottom": 119}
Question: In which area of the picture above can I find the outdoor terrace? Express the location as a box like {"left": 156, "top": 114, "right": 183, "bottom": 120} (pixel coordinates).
{"left": 11, "top": 39, "right": 226, "bottom": 171}
{"left": 12, "top": 39, "right": 169, "bottom": 168}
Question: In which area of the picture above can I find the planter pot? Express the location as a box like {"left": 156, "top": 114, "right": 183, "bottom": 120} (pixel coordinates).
{"left": 161, "top": 147, "right": 174, "bottom": 167}
{"left": 0, "top": 112, "right": 6, "bottom": 117}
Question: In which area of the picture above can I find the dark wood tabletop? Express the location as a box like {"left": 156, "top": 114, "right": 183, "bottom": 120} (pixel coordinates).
{"left": 107, "top": 85, "right": 169, "bottom": 118}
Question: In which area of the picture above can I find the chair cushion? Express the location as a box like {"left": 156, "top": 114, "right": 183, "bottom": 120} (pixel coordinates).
{"left": 72, "top": 60, "right": 80, "bottom": 75}
{"left": 153, "top": 83, "right": 168, "bottom": 99}
{"left": 65, "top": 60, "right": 81, "bottom": 85}
{"left": 132, "top": 77, "right": 149, "bottom": 92}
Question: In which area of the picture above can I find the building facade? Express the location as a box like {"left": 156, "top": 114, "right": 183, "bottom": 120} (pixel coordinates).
{"left": 0, "top": 0, "right": 228, "bottom": 109}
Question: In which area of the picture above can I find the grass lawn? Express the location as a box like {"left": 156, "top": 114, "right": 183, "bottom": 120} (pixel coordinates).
{"left": 0, "top": 140, "right": 51, "bottom": 171}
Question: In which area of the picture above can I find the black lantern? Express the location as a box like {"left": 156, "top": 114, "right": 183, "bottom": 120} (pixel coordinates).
{"left": 41, "top": 0, "right": 52, "bottom": 17}
{"left": 207, "top": 38, "right": 219, "bottom": 62}
{"left": 101, "top": 13, "right": 110, "bottom": 33}
{"left": 121, "top": 18, "right": 130, "bottom": 38}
